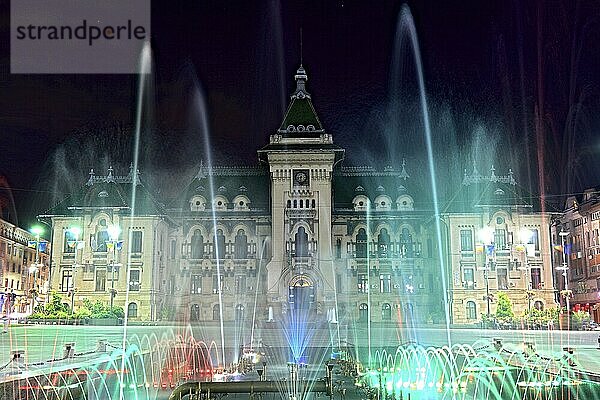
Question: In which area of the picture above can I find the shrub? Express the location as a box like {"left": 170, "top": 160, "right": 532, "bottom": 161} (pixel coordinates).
{"left": 495, "top": 292, "right": 514, "bottom": 321}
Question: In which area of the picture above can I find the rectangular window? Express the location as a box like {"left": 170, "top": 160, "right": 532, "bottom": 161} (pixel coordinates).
{"left": 235, "top": 275, "right": 246, "bottom": 294}
{"left": 95, "top": 269, "right": 106, "bottom": 292}
{"left": 129, "top": 270, "right": 140, "bottom": 291}
{"left": 167, "top": 278, "right": 174, "bottom": 295}
{"left": 61, "top": 269, "right": 73, "bottom": 292}
{"left": 427, "top": 238, "right": 432, "bottom": 258}
{"left": 497, "top": 268, "right": 508, "bottom": 290}
{"left": 336, "top": 273, "right": 343, "bottom": 294}
{"left": 212, "top": 274, "right": 223, "bottom": 294}
{"left": 170, "top": 240, "right": 177, "bottom": 259}
{"left": 460, "top": 230, "right": 473, "bottom": 251}
{"left": 531, "top": 268, "right": 541, "bottom": 289}
{"left": 131, "top": 231, "right": 143, "bottom": 253}
{"left": 191, "top": 274, "right": 202, "bottom": 294}
{"left": 357, "top": 274, "right": 368, "bottom": 293}
{"left": 528, "top": 229, "right": 540, "bottom": 251}
{"left": 463, "top": 268, "right": 474, "bottom": 289}
{"left": 495, "top": 229, "right": 506, "bottom": 250}
{"left": 379, "top": 274, "right": 391, "bottom": 293}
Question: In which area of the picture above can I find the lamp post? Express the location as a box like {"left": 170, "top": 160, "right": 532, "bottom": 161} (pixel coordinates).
{"left": 29, "top": 227, "right": 44, "bottom": 314}
{"left": 558, "top": 230, "right": 571, "bottom": 319}
{"left": 106, "top": 226, "right": 122, "bottom": 309}
{"left": 517, "top": 228, "right": 534, "bottom": 313}
{"left": 478, "top": 227, "right": 494, "bottom": 319}
{"left": 66, "top": 227, "right": 82, "bottom": 316}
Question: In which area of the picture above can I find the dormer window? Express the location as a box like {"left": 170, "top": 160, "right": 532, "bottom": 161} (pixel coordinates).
{"left": 495, "top": 188, "right": 505, "bottom": 195}
{"left": 213, "top": 195, "right": 228, "bottom": 211}
{"left": 374, "top": 195, "right": 392, "bottom": 211}
{"left": 233, "top": 195, "right": 250, "bottom": 211}
{"left": 396, "top": 195, "right": 414, "bottom": 211}
{"left": 353, "top": 195, "right": 370, "bottom": 211}
{"left": 190, "top": 195, "right": 207, "bottom": 211}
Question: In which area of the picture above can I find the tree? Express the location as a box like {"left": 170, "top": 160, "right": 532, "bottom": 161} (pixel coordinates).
{"left": 495, "top": 292, "right": 514, "bottom": 321}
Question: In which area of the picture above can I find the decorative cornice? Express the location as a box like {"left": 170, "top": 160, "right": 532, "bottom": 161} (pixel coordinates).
{"left": 462, "top": 165, "right": 517, "bottom": 186}
{"left": 85, "top": 165, "right": 141, "bottom": 186}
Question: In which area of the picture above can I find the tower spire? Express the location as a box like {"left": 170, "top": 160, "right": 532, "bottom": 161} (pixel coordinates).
{"left": 300, "top": 28, "right": 303, "bottom": 66}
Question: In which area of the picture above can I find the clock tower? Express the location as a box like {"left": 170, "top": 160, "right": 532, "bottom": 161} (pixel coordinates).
{"left": 258, "top": 65, "right": 344, "bottom": 318}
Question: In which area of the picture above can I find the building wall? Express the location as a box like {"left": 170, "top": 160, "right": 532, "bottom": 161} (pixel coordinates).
{"left": 49, "top": 213, "right": 168, "bottom": 320}
{"left": 0, "top": 218, "right": 50, "bottom": 313}
{"left": 444, "top": 210, "right": 556, "bottom": 325}
{"left": 551, "top": 192, "right": 600, "bottom": 322}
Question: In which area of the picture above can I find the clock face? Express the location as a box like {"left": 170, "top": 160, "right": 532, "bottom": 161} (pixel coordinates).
{"left": 294, "top": 170, "right": 309, "bottom": 186}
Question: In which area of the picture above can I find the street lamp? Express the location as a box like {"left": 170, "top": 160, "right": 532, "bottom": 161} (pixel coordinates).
{"left": 517, "top": 228, "right": 534, "bottom": 312}
{"left": 106, "top": 226, "right": 122, "bottom": 309}
{"left": 478, "top": 227, "right": 494, "bottom": 319}
{"left": 558, "top": 230, "right": 571, "bottom": 321}
{"left": 67, "top": 226, "right": 82, "bottom": 316}
{"left": 28, "top": 226, "right": 44, "bottom": 314}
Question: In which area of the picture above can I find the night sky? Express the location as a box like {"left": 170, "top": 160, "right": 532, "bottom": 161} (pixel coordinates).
{"left": 1, "top": 0, "right": 600, "bottom": 227}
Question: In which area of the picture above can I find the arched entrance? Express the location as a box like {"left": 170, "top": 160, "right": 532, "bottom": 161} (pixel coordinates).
{"left": 288, "top": 275, "right": 315, "bottom": 313}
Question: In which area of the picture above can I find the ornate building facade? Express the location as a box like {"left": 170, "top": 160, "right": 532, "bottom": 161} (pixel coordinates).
{"left": 43, "top": 65, "right": 556, "bottom": 325}
{"left": 442, "top": 167, "right": 557, "bottom": 324}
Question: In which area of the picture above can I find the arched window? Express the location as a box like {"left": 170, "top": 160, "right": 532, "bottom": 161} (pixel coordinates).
{"left": 300, "top": 199, "right": 304, "bottom": 208}
{"left": 95, "top": 219, "right": 109, "bottom": 252}
{"left": 127, "top": 302, "right": 138, "bottom": 318}
{"left": 356, "top": 228, "right": 367, "bottom": 258}
{"left": 378, "top": 228, "right": 390, "bottom": 258}
{"left": 214, "top": 229, "right": 225, "bottom": 259}
{"left": 190, "top": 304, "right": 201, "bottom": 322}
{"left": 359, "top": 303, "right": 369, "bottom": 322}
{"left": 64, "top": 229, "right": 77, "bottom": 254}
{"left": 287, "top": 200, "right": 291, "bottom": 208}
{"left": 191, "top": 230, "right": 204, "bottom": 259}
{"left": 293, "top": 199, "right": 297, "bottom": 208}
{"left": 212, "top": 304, "right": 220, "bottom": 321}
{"left": 234, "top": 229, "right": 248, "bottom": 259}
{"left": 381, "top": 303, "right": 391, "bottom": 321}
{"left": 466, "top": 301, "right": 477, "bottom": 320}
{"left": 312, "top": 199, "right": 316, "bottom": 208}
{"left": 534, "top": 301, "right": 544, "bottom": 311}
{"left": 295, "top": 227, "right": 308, "bottom": 257}
{"left": 401, "top": 228, "right": 413, "bottom": 257}
{"left": 235, "top": 304, "right": 245, "bottom": 323}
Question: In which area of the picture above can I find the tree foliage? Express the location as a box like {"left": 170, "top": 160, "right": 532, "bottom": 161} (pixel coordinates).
{"left": 29, "top": 291, "right": 123, "bottom": 320}
{"left": 495, "top": 291, "right": 514, "bottom": 320}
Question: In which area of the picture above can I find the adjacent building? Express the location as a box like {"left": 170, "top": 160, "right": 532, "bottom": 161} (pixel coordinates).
{"left": 0, "top": 217, "right": 50, "bottom": 313}
{"left": 551, "top": 189, "right": 600, "bottom": 322}
{"left": 441, "top": 167, "right": 557, "bottom": 324}
{"left": 40, "top": 167, "right": 173, "bottom": 320}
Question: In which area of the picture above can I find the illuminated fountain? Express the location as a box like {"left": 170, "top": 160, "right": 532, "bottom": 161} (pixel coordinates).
{"left": 356, "top": 340, "right": 600, "bottom": 400}
{"left": 2, "top": 328, "right": 218, "bottom": 400}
